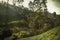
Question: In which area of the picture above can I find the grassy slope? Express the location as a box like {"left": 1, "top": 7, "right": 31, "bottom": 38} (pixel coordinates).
{"left": 20, "top": 27, "right": 60, "bottom": 40}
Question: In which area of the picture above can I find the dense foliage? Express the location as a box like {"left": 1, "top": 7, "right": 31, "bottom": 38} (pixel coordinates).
{"left": 0, "top": 0, "right": 60, "bottom": 40}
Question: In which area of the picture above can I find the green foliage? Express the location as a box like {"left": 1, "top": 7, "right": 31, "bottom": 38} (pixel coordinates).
{"left": 20, "top": 27, "right": 60, "bottom": 40}
{"left": 28, "top": 0, "right": 47, "bottom": 12}
{"left": 0, "top": 1, "right": 60, "bottom": 40}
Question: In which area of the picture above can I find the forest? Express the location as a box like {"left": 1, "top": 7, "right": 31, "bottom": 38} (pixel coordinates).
{"left": 0, "top": 0, "right": 60, "bottom": 40}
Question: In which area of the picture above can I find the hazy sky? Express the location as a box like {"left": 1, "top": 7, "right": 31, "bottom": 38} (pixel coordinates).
{"left": 0, "top": 0, "right": 60, "bottom": 14}
{"left": 47, "top": 0, "right": 60, "bottom": 14}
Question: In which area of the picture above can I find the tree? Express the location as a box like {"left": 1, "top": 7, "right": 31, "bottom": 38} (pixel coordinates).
{"left": 17, "top": 0, "right": 24, "bottom": 7}
{"left": 2, "top": 0, "right": 3, "bottom": 3}
{"left": 13, "top": 0, "right": 16, "bottom": 6}
{"left": 12, "top": 0, "right": 24, "bottom": 6}
{"left": 28, "top": 0, "right": 47, "bottom": 12}
{"left": 29, "top": 1, "right": 35, "bottom": 11}
{"left": 17, "top": 0, "right": 24, "bottom": 3}
{"left": 28, "top": 0, "right": 48, "bottom": 30}
{"left": 53, "top": 12, "right": 56, "bottom": 17}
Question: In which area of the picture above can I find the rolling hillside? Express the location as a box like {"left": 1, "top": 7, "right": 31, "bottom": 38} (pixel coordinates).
{"left": 0, "top": 2, "right": 60, "bottom": 40}
{"left": 20, "top": 27, "right": 60, "bottom": 40}
{"left": 0, "top": 3, "right": 29, "bottom": 22}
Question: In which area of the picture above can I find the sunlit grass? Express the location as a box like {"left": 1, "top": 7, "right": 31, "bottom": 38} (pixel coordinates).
{"left": 20, "top": 27, "right": 60, "bottom": 40}
{"left": 8, "top": 20, "right": 26, "bottom": 24}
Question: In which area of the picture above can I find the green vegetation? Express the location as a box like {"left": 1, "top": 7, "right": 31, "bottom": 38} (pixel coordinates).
{"left": 20, "top": 27, "right": 60, "bottom": 40}
{"left": 0, "top": 0, "right": 60, "bottom": 40}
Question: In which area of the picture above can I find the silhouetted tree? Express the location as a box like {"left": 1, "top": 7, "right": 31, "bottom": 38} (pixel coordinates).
{"left": 53, "top": 12, "right": 56, "bottom": 17}
{"left": 13, "top": 0, "right": 16, "bottom": 6}
{"left": 29, "top": 0, "right": 47, "bottom": 12}
{"left": 17, "top": 0, "right": 24, "bottom": 3}
{"left": 29, "top": 1, "right": 34, "bottom": 11}
{"left": 13, "top": 0, "right": 24, "bottom": 6}
{"left": 2, "top": 0, "right": 3, "bottom": 3}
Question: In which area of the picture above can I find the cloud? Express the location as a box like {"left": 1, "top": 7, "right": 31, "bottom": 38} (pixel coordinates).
{"left": 47, "top": 0, "right": 60, "bottom": 14}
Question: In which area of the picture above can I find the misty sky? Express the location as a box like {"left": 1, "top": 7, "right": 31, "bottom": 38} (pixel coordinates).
{"left": 0, "top": 0, "right": 60, "bottom": 14}
{"left": 47, "top": 0, "right": 60, "bottom": 14}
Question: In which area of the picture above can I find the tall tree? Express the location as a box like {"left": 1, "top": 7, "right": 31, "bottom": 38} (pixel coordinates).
{"left": 29, "top": 0, "right": 47, "bottom": 12}
{"left": 28, "top": 0, "right": 48, "bottom": 29}
{"left": 29, "top": 1, "right": 35, "bottom": 11}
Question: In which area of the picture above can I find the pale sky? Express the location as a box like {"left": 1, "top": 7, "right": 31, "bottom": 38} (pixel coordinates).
{"left": 0, "top": 0, "right": 33, "bottom": 7}
{"left": 0, "top": 0, "right": 60, "bottom": 14}
{"left": 47, "top": 0, "right": 60, "bottom": 14}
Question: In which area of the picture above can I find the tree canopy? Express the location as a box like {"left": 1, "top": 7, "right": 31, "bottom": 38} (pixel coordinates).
{"left": 29, "top": 0, "right": 47, "bottom": 12}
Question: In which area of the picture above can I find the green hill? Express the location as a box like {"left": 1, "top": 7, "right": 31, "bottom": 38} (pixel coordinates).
{"left": 0, "top": 2, "right": 60, "bottom": 40}
{"left": 0, "top": 3, "right": 29, "bottom": 22}
{"left": 20, "top": 27, "right": 60, "bottom": 40}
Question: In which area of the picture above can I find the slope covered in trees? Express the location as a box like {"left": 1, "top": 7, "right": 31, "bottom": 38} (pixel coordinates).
{"left": 0, "top": 0, "right": 60, "bottom": 40}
